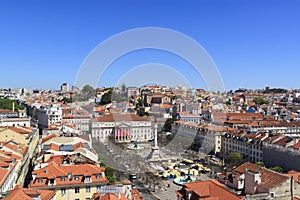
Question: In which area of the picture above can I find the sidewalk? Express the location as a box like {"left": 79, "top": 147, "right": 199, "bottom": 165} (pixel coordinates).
{"left": 150, "top": 179, "right": 181, "bottom": 200}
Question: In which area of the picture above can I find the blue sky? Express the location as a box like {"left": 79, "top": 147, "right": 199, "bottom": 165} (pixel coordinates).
{"left": 0, "top": 0, "right": 299, "bottom": 91}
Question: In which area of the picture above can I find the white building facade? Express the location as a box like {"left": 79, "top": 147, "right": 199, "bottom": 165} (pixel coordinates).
{"left": 91, "top": 113, "right": 153, "bottom": 143}
{"left": 37, "top": 104, "right": 62, "bottom": 128}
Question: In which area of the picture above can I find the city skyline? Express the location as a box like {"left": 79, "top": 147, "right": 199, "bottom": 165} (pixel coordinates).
{"left": 0, "top": 1, "right": 299, "bottom": 90}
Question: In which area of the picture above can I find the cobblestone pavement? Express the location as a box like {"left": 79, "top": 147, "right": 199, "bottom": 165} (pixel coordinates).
{"left": 150, "top": 179, "right": 181, "bottom": 200}
{"left": 93, "top": 141, "right": 216, "bottom": 200}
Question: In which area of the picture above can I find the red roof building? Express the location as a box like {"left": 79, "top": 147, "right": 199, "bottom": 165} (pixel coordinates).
{"left": 3, "top": 185, "right": 56, "bottom": 200}
{"left": 176, "top": 180, "right": 242, "bottom": 200}
{"left": 30, "top": 162, "right": 108, "bottom": 199}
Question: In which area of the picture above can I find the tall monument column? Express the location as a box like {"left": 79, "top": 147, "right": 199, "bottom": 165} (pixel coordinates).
{"left": 154, "top": 123, "right": 158, "bottom": 148}
{"left": 147, "top": 117, "right": 162, "bottom": 160}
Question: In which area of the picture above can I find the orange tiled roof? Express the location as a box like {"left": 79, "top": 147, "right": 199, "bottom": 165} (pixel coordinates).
{"left": 44, "top": 155, "right": 64, "bottom": 164}
{"left": 92, "top": 113, "right": 149, "bottom": 122}
{"left": 234, "top": 162, "right": 289, "bottom": 190}
{"left": 273, "top": 136, "right": 290, "bottom": 147}
{"left": 97, "top": 193, "right": 129, "bottom": 200}
{"left": 131, "top": 189, "right": 143, "bottom": 200}
{"left": 161, "top": 104, "right": 172, "bottom": 109}
{"left": 286, "top": 170, "right": 300, "bottom": 183}
{"left": 41, "top": 134, "right": 60, "bottom": 143}
{"left": 0, "top": 109, "right": 17, "bottom": 114}
{"left": 0, "top": 161, "right": 18, "bottom": 187}
{"left": 3, "top": 185, "right": 56, "bottom": 200}
{"left": 176, "top": 180, "right": 242, "bottom": 200}
{"left": 8, "top": 126, "right": 33, "bottom": 134}
{"left": 31, "top": 162, "right": 108, "bottom": 188}
{"left": 49, "top": 143, "right": 60, "bottom": 151}
{"left": 292, "top": 141, "right": 300, "bottom": 150}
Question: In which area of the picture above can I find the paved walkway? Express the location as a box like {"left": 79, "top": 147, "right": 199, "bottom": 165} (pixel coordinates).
{"left": 151, "top": 179, "right": 181, "bottom": 200}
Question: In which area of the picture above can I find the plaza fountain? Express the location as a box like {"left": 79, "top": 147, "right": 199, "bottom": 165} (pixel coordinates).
{"left": 173, "top": 169, "right": 197, "bottom": 185}
{"left": 127, "top": 141, "right": 145, "bottom": 150}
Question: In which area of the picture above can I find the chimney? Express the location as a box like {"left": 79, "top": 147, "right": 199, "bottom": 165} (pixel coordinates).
{"left": 68, "top": 172, "right": 72, "bottom": 180}
{"left": 32, "top": 174, "right": 37, "bottom": 181}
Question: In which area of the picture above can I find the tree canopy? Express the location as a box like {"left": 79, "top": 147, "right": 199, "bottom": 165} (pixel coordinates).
{"left": 98, "top": 88, "right": 127, "bottom": 105}
{"left": 253, "top": 97, "right": 269, "bottom": 105}
{"left": 264, "top": 88, "right": 287, "bottom": 94}
{"left": 269, "top": 166, "right": 284, "bottom": 173}
{"left": 74, "top": 85, "right": 95, "bottom": 101}
{"left": 227, "top": 152, "right": 244, "bottom": 167}
{"left": 255, "top": 162, "right": 265, "bottom": 167}
{"left": 163, "top": 118, "right": 177, "bottom": 132}
{"left": 82, "top": 85, "right": 95, "bottom": 99}
{"left": 0, "top": 98, "right": 25, "bottom": 112}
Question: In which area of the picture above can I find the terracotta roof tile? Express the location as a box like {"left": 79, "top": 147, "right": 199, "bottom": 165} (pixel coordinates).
{"left": 92, "top": 113, "right": 149, "bottom": 122}
{"left": 291, "top": 141, "right": 300, "bottom": 149}
{"left": 234, "top": 162, "right": 289, "bottom": 190}
{"left": 31, "top": 162, "right": 108, "bottom": 187}
{"left": 3, "top": 186, "right": 56, "bottom": 200}
{"left": 176, "top": 180, "right": 242, "bottom": 200}
{"left": 286, "top": 170, "right": 300, "bottom": 183}
{"left": 41, "top": 134, "right": 60, "bottom": 144}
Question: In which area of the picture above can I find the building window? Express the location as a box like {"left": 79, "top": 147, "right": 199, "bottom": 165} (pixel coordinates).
{"left": 61, "top": 177, "right": 66, "bottom": 182}
{"left": 61, "top": 188, "right": 66, "bottom": 195}
{"left": 38, "top": 178, "right": 43, "bottom": 183}
{"left": 96, "top": 174, "right": 100, "bottom": 179}
{"left": 75, "top": 176, "right": 79, "bottom": 181}
{"left": 75, "top": 187, "right": 80, "bottom": 194}
{"left": 49, "top": 179, "right": 55, "bottom": 185}
{"left": 96, "top": 186, "right": 101, "bottom": 192}
{"left": 85, "top": 176, "right": 91, "bottom": 182}
{"left": 86, "top": 186, "right": 90, "bottom": 193}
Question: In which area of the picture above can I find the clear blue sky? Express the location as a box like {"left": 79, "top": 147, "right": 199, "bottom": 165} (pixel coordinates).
{"left": 0, "top": 0, "right": 299, "bottom": 91}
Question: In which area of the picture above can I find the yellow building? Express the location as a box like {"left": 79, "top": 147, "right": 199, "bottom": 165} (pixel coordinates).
{"left": 30, "top": 162, "right": 108, "bottom": 200}
{"left": 0, "top": 127, "right": 28, "bottom": 144}
{"left": 0, "top": 126, "right": 39, "bottom": 185}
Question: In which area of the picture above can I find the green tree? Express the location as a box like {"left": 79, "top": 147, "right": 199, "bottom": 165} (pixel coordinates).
{"left": 111, "top": 92, "right": 127, "bottom": 102}
{"left": 73, "top": 85, "right": 95, "bottom": 101}
{"left": 227, "top": 152, "right": 244, "bottom": 167}
{"left": 99, "top": 88, "right": 127, "bottom": 105}
{"left": 98, "top": 154, "right": 115, "bottom": 183}
{"left": 121, "top": 83, "right": 126, "bottom": 94}
{"left": 269, "top": 166, "right": 284, "bottom": 173}
{"left": 253, "top": 97, "right": 269, "bottom": 105}
{"left": 100, "top": 163, "right": 116, "bottom": 184}
{"left": 225, "top": 100, "right": 231, "bottom": 105}
{"left": 163, "top": 118, "right": 177, "bottom": 132}
{"left": 255, "top": 162, "right": 265, "bottom": 167}
{"left": 100, "top": 90, "right": 113, "bottom": 105}
{"left": 61, "top": 97, "right": 72, "bottom": 104}
{"left": 81, "top": 85, "right": 95, "bottom": 99}
{"left": 0, "top": 98, "right": 25, "bottom": 112}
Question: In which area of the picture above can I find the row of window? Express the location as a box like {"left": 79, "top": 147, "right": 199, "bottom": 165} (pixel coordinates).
{"left": 0, "top": 167, "right": 16, "bottom": 193}
{"left": 61, "top": 185, "right": 102, "bottom": 195}
{"left": 61, "top": 186, "right": 90, "bottom": 195}
{"left": 39, "top": 174, "right": 100, "bottom": 184}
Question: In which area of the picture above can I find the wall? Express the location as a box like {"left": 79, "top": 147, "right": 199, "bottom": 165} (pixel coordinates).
{"left": 263, "top": 146, "right": 300, "bottom": 171}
